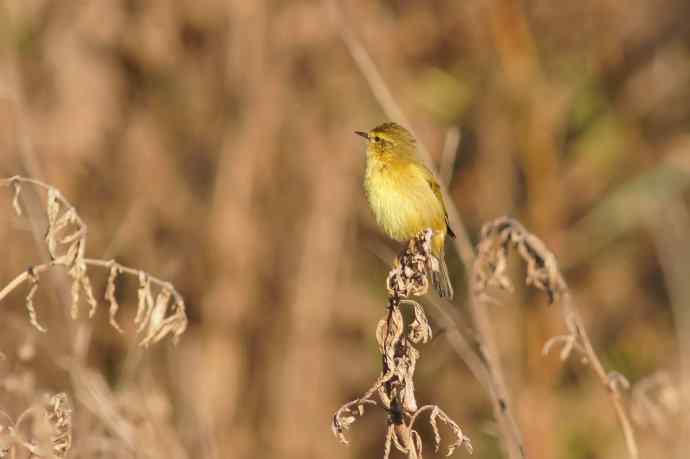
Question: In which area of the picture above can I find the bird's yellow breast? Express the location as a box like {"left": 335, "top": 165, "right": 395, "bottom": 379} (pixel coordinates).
{"left": 364, "top": 154, "right": 446, "bottom": 242}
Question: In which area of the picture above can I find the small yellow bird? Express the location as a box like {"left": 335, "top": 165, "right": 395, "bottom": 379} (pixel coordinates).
{"left": 356, "top": 122, "right": 455, "bottom": 299}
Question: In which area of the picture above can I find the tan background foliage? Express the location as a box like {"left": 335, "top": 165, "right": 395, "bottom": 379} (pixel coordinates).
{"left": 0, "top": 1, "right": 689, "bottom": 458}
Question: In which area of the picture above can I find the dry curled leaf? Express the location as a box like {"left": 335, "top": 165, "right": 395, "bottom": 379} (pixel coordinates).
{"left": 25, "top": 269, "right": 46, "bottom": 333}
{"left": 136, "top": 272, "right": 153, "bottom": 330}
{"left": 138, "top": 297, "right": 188, "bottom": 347}
{"left": 139, "top": 289, "right": 171, "bottom": 343}
{"left": 68, "top": 257, "right": 90, "bottom": 320}
{"left": 406, "top": 300, "right": 432, "bottom": 344}
{"left": 81, "top": 273, "right": 98, "bottom": 318}
{"left": 45, "top": 393, "right": 72, "bottom": 458}
{"left": 473, "top": 217, "right": 566, "bottom": 304}
{"left": 11, "top": 179, "right": 21, "bottom": 216}
{"left": 105, "top": 263, "right": 124, "bottom": 333}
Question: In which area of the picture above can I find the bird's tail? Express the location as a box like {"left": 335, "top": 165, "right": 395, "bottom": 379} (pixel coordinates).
{"left": 432, "top": 253, "right": 454, "bottom": 299}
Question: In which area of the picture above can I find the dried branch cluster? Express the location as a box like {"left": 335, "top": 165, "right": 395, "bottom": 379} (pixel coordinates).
{"left": 473, "top": 217, "right": 566, "bottom": 305}
{"left": 333, "top": 229, "right": 472, "bottom": 459}
{"left": 0, "top": 176, "right": 187, "bottom": 346}
{"left": 473, "top": 217, "right": 639, "bottom": 459}
{"left": 0, "top": 392, "right": 72, "bottom": 458}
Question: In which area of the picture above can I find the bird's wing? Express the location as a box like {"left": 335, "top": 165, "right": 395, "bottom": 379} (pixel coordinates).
{"left": 417, "top": 162, "right": 456, "bottom": 239}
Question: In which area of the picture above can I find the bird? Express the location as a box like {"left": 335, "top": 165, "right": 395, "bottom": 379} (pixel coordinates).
{"left": 356, "top": 122, "right": 455, "bottom": 299}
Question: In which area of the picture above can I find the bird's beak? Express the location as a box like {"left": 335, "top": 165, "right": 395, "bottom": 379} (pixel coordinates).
{"left": 354, "top": 131, "right": 369, "bottom": 141}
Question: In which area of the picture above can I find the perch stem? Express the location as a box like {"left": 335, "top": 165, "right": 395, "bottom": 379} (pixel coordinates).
{"left": 0, "top": 259, "right": 183, "bottom": 307}
{"left": 468, "top": 291, "right": 525, "bottom": 459}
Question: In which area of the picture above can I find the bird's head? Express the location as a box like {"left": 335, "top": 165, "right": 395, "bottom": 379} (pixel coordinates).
{"left": 355, "top": 122, "right": 417, "bottom": 158}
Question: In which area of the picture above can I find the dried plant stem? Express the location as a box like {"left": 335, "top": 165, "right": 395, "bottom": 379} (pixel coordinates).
{"left": 467, "top": 295, "right": 525, "bottom": 459}
{"left": 371, "top": 242, "right": 516, "bottom": 452}
{"left": 559, "top": 293, "right": 638, "bottom": 458}
{"left": 0, "top": 175, "right": 187, "bottom": 345}
{"left": 333, "top": 231, "right": 472, "bottom": 458}
{"left": 1, "top": 176, "right": 85, "bottom": 225}
{"left": 562, "top": 292, "right": 639, "bottom": 457}
{"left": 84, "top": 258, "right": 183, "bottom": 306}
{"left": 0, "top": 259, "right": 183, "bottom": 314}
{"left": 476, "top": 217, "right": 639, "bottom": 459}
{"left": 395, "top": 423, "right": 419, "bottom": 459}
{"left": 0, "top": 268, "right": 36, "bottom": 305}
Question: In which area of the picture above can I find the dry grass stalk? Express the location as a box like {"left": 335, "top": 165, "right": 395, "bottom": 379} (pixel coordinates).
{"left": 332, "top": 230, "right": 472, "bottom": 459}
{"left": 0, "top": 392, "right": 72, "bottom": 458}
{"left": 474, "top": 217, "right": 640, "bottom": 459}
{"left": 0, "top": 176, "right": 187, "bottom": 346}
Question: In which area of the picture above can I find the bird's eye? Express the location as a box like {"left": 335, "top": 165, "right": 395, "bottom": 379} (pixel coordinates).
{"left": 373, "top": 136, "right": 381, "bottom": 143}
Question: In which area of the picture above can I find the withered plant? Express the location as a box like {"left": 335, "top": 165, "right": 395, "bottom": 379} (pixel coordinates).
{"left": 334, "top": 217, "right": 642, "bottom": 459}
{"left": 0, "top": 176, "right": 189, "bottom": 459}
{"left": 332, "top": 229, "right": 472, "bottom": 459}
{"left": 0, "top": 176, "right": 188, "bottom": 347}
{"left": 473, "top": 217, "right": 638, "bottom": 459}
{"left": 0, "top": 392, "right": 72, "bottom": 459}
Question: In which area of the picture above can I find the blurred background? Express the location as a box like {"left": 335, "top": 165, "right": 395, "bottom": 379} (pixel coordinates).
{"left": 0, "top": 0, "right": 690, "bottom": 458}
